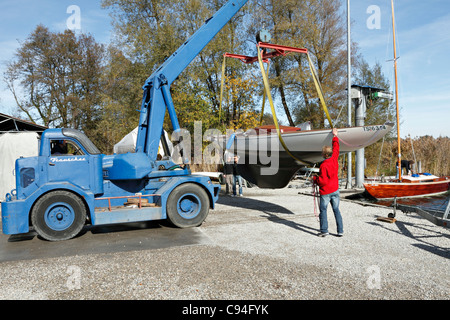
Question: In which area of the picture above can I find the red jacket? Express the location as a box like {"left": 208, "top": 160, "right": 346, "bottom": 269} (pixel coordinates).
{"left": 313, "top": 137, "right": 339, "bottom": 195}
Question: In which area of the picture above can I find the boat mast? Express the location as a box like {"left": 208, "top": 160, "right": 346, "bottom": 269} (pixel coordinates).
{"left": 391, "top": 0, "right": 401, "bottom": 181}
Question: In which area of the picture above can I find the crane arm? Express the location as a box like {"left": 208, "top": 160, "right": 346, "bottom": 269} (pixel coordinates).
{"left": 135, "top": 0, "right": 249, "bottom": 159}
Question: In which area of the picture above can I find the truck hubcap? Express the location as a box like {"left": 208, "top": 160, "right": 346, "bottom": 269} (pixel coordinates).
{"left": 177, "top": 193, "right": 201, "bottom": 219}
{"left": 44, "top": 202, "right": 75, "bottom": 231}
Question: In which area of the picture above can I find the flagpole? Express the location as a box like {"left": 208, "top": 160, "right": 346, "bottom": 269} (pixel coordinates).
{"left": 346, "top": 0, "right": 352, "bottom": 188}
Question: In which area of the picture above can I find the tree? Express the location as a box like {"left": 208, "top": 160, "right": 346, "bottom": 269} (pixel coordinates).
{"left": 95, "top": 45, "right": 144, "bottom": 153}
{"left": 4, "top": 25, "right": 105, "bottom": 135}
{"left": 352, "top": 59, "right": 396, "bottom": 176}
{"left": 102, "top": 0, "right": 256, "bottom": 134}
{"left": 250, "top": 0, "right": 350, "bottom": 129}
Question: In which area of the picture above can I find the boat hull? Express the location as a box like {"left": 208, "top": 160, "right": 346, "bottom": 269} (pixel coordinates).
{"left": 225, "top": 123, "right": 394, "bottom": 188}
{"left": 364, "top": 177, "right": 450, "bottom": 199}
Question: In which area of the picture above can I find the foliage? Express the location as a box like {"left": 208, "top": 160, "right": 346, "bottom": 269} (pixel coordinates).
{"left": 95, "top": 45, "right": 144, "bottom": 153}
{"left": 354, "top": 60, "right": 394, "bottom": 125}
{"left": 4, "top": 25, "right": 105, "bottom": 136}
{"left": 361, "top": 135, "right": 450, "bottom": 177}
{"left": 249, "top": 0, "right": 351, "bottom": 129}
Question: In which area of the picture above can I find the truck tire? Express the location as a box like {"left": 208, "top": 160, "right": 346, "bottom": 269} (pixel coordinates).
{"left": 31, "top": 190, "right": 87, "bottom": 241}
{"left": 166, "top": 183, "right": 209, "bottom": 228}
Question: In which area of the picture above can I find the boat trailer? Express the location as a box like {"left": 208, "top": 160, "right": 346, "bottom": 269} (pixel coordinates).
{"left": 387, "top": 196, "right": 450, "bottom": 228}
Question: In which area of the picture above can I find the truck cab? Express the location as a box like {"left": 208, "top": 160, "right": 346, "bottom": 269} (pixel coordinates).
{"left": 15, "top": 128, "right": 104, "bottom": 202}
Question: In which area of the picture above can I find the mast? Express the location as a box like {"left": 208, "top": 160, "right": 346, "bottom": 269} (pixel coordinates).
{"left": 391, "top": 0, "right": 401, "bottom": 181}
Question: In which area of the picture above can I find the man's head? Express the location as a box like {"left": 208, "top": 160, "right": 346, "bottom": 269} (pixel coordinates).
{"left": 322, "top": 145, "right": 333, "bottom": 159}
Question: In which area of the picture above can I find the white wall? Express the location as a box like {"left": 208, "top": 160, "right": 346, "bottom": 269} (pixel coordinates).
{"left": 0, "top": 132, "right": 40, "bottom": 201}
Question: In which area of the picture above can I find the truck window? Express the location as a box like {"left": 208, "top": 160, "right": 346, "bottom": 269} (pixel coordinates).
{"left": 50, "top": 140, "right": 85, "bottom": 156}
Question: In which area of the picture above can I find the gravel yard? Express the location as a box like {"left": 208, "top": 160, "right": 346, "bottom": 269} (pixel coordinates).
{"left": 0, "top": 183, "right": 448, "bottom": 302}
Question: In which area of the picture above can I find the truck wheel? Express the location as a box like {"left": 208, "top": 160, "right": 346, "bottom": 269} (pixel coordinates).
{"left": 31, "top": 190, "right": 87, "bottom": 241}
{"left": 166, "top": 183, "right": 209, "bottom": 228}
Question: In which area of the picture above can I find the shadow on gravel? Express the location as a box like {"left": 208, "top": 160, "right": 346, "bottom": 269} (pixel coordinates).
{"left": 368, "top": 220, "right": 450, "bottom": 259}
{"left": 262, "top": 212, "right": 319, "bottom": 236}
{"left": 217, "top": 194, "right": 319, "bottom": 236}
{"left": 217, "top": 194, "right": 294, "bottom": 214}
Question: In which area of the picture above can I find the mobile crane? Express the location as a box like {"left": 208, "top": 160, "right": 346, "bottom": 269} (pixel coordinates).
{"left": 1, "top": 0, "right": 249, "bottom": 241}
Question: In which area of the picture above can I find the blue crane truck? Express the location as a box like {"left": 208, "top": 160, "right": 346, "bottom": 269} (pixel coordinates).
{"left": 1, "top": 0, "right": 249, "bottom": 241}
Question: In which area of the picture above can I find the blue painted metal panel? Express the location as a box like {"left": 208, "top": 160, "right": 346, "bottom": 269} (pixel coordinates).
{"left": 1, "top": 199, "right": 30, "bottom": 234}
{"left": 2, "top": 182, "right": 95, "bottom": 234}
{"left": 106, "top": 152, "right": 154, "bottom": 180}
{"left": 48, "top": 155, "right": 91, "bottom": 188}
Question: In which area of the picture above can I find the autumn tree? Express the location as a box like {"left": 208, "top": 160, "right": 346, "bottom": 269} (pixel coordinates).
{"left": 102, "top": 0, "right": 257, "bottom": 135}
{"left": 95, "top": 45, "right": 145, "bottom": 153}
{"left": 353, "top": 59, "right": 396, "bottom": 176}
{"left": 4, "top": 25, "right": 105, "bottom": 136}
{"left": 248, "top": 0, "right": 354, "bottom": 129}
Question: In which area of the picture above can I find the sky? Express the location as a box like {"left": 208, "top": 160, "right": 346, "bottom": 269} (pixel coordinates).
{"left": 0, "top": 0, "right": 449, "bottom": 138}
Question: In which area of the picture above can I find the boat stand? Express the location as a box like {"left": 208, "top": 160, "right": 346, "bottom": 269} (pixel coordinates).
{"left": 376, "top": 197, "right": 397, "bottom": 223}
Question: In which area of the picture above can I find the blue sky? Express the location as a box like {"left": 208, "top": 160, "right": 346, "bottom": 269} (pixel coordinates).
{"left": 0, "top": 0, "right": 449, "bottom": 138}
{"left": 350, "top": 0, "right": 450, "bottom": 138}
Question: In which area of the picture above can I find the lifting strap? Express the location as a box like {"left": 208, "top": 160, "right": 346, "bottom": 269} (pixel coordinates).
{"left": 259, "top": 61, "right": 270, "bottom": 125}
{"left": 256, "top": 46, "right": 308, "bottom": 164}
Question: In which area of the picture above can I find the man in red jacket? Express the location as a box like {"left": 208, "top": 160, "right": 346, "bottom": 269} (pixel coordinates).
{"left": 313, "top": 128, "right": 343, "bottom": 237}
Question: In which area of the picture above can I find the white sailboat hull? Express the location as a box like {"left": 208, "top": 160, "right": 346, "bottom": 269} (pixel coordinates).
{"left": 224, "top": 122, "right": 394, "bottom": 188}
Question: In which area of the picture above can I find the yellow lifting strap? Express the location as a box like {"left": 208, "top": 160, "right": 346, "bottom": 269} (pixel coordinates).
{"left": 220, "top": 45, "right": 333, "bottom": 165}
{"left": 259, "top": 62, "right": 270, "bottom": 126}
{"left": 305, "top": 52, "right": 334, "bottom": 128}
{"left": 256, "top": 47, "right": 308, "bottom": 164}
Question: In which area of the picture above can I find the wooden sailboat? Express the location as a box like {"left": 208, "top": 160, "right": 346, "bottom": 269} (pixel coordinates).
{"left": 363, "top": 0, "right": 450, "bottom": 199}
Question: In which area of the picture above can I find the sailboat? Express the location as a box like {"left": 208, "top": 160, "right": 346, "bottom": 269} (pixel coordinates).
{"left": 227, "top": 122, "right": 394, "bottom": 188}
{"left": 216, "top": 42, "right": 394, "bottom": 188}
{"left": 363, "top": 0, "right": 450, "bottom": 199}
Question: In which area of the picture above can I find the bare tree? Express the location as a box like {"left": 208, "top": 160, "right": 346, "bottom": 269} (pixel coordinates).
{"left": 4, "top": 25, "right": 105, "bottom": 133}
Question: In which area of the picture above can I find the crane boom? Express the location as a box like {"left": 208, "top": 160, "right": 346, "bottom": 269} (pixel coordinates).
{"left": 135, "top": 0, "right": 249, "bottom": 158}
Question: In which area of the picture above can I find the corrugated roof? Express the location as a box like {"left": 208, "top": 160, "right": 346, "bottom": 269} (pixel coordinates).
{"left": 0, "top": 113, "right": 47, "bottom": 133}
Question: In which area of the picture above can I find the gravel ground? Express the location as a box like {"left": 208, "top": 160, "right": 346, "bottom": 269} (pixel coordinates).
{"left": 0, "top": 183, "right": 448, "bottom": 301}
